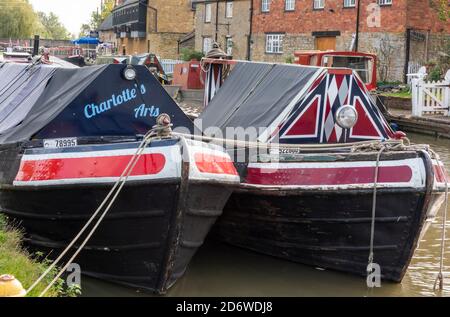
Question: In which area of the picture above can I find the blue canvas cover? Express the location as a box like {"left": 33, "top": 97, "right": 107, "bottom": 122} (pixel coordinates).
{"left": 0, "top": 63, "right": 195, "bottom": 144}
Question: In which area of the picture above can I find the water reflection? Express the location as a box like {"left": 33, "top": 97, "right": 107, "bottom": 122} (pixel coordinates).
{"left": 82, "top": 133, "right": 450, "bottom": 297}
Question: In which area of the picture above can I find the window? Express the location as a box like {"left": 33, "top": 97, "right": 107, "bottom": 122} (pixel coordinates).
{"left": 378, "top": 0, "right": 392, "bottom": 5}
{"left": 266, "top": 34, "right": 284, "bottom": 54}
{"left": 205, "top": 3, "right": 212, "bottom": 23}
{"left": 226, "top": 37, "right": 233, "bottom": 56}
{"left": 261, "top": 0, "right": 270, "bottom": 12}
{"left": 313, "top": 0, "right": 324, "bottom": 9}
{"left": 343, "top": 0, "right": 355, "bottom": 7}
{"left": 203, "top": 37, "right": 212, "bottom": 53}
{"left": 226, "top": 1, "right": 233, "bottom": 18}
{"left": 285, "top": 0, "right": 295, "bottom": 11}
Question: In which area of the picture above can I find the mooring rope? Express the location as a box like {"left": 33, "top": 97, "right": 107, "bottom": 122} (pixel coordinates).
{"left": 171, "top": 131, "right": 409, "bottom": 152}
{"left": 38, "top": 135, "right": 156, "bottom": 297}
{"left": 434, "top": 160, "right": 449, "bottom": 292}
{"left": 367, "top": 145, "right": 387, "bottom": 290}
{"left": 26, "top": 128, "right": 158, "bottom": 296}
{"left": 25, "top": 123, "right": 446, "bottom": 295}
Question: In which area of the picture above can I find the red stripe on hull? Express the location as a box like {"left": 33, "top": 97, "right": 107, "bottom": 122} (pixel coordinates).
{"left": 246, "top": 166, "right": 413, "bottom": 186}
{"left": 434, "top": 164, "right": 448, "bottom": 183}
{"left": 194, "top": 153, "right": 238, "bottom": 176}
{"left": 15, "top": 154, "right": 166, "bottom": 182}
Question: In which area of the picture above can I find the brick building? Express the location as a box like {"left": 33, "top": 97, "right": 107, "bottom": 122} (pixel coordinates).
{"left": 250, "top": 0, "right": 449, "bottom": 82}
{"left": 194, "top": 0, "right": 252, "bottom": 60}
{"left": 112, "top": 0, "right": 195, "bottom": 59}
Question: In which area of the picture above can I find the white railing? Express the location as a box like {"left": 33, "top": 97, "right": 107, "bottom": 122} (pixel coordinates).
{"left": 409, "top": 67, "right": 450, "bottom": 117}
{"left": 407, "top": 61, "right": 423, "bottom": 86}
{"left": 160, "top": 59, "right": 183, "bottom": 75}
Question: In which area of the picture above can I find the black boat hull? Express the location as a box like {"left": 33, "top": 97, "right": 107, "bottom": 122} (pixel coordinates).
{"left": 0, "top": 138, "right": 239, "bottom": 293}
{"left": 2, "top": 181, "right": 231, "bottom": 292}
{"left": 214, "top": 150, "right": 446, "bottom": 282}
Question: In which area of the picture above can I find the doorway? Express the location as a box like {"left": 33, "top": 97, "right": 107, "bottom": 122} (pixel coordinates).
{"left": 315, "top": 37, "right": 336, "bottom": 51}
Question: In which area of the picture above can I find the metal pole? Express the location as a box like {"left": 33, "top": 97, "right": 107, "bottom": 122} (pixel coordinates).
{"left": 355, "top": 0, "right": 361, "bottom": 52}
{"left": 215, "top": 0, "right": 219, "bottom": 42}
{"left": 32, "top": 35, "right": 40, "bottom": 57}
{"left": 247, "top": 0, "right": 254, "bottom": 61}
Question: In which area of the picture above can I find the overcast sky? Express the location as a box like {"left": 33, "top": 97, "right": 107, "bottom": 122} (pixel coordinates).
{"left": 29, "top": 0, "right": 102, "bottom": 35}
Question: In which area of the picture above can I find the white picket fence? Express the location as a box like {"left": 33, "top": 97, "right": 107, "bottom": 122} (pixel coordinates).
{"left": 407, "top": 61, "right": 423, "bottom": 86}
{"left": 160, "top": 58, "right": 184, "bottom": 75}
{"left": 409, "top": 67, "right": 450, "bottom": 117}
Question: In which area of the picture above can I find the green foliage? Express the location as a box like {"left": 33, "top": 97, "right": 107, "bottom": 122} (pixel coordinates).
{"left": 180, "top": 48, "right": 204, "bottom": 61}
{"left": 377, "top": 81, "right": 402, "bottom": 87}
{"left": 432, "top": 0, "right": 450, "bottom": 21}
{"left": 80, "top": 0, "right": 115, "bottom": 37}
{"left": 101, "top": 0, "right": 115, "bottom": 21}
{"left": 0, "top": 0, "right": 70, "bottom": 40}
{"left": 0, "top": 0, "right": 37, "bottom": 38}
{"left": 37, "top": 12, "right": 70, "bottom": 40}
{"left": 380, "top": 90, "right": 412, "bottom": 99}
{"left": 427, "top": 66, "right": 442, "bottom": 82}
{"left": 285, "top": 55, "right": 294, "bottom": 64}
{"left": 64, "top": 284, "right": 82, "bottom": 297}
{"left": 0, "top": 212, "right": 78, "bottom": 297}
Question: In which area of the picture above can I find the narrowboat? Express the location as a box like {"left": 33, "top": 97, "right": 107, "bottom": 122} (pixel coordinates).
{"left": 199, "top": 59, "right": 448, "bottom": 282}
{"left": 0, "top": 62, "right": 239, "bottom": 293}
{"left": 48, "top": 46, "right": 86, "bottom": 67}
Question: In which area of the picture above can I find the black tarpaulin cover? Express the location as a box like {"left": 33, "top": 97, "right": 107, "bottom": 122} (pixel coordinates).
{"left": 199, "top": 62, "right": 321, "bottom": 140}
{"left": 0, "top": 63, "right": 194, "bottom": 144}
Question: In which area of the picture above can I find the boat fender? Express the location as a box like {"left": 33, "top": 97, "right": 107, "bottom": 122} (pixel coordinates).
{"left": 0, "top": 275, "right": 26, "bottom": 297}
{"left": 393, "top": 131, "right": 407, "bottom": 140}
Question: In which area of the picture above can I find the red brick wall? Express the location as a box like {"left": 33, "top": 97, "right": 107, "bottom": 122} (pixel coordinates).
{"left": 406, "top": 0, "right": 450, "bottom": 33}
{"left": 252, "top": 0, "right": 408, "bottom": 34}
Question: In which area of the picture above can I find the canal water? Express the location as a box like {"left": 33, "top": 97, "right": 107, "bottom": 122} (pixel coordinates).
{"left": 82, "top": 132, "right": 450, "bottom": 297}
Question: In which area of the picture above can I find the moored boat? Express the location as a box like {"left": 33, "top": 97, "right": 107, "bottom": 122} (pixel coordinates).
{"left": 0, "top": 62, "right": 239, "bottom": 293}
{"left": 199, "top": 59, "right": 448, "bottom": 281}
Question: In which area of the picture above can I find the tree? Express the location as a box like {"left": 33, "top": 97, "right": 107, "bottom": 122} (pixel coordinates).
{"left": 0, "top": 0, "right": 36, "bottom": 38}
{"left": 79, "top": 24, "right": 91, "bottom": 38}
{"left": 81, "top": 0, "right": 115, "bottom": 34}
{"left": 37, "top": 12, "right": 70, "bottom": 40}
{"left": 431, "top": 0, "right": 449, "bottom": 22}
{"left": 100, "top": 0, "right": 115, "bottom": 21}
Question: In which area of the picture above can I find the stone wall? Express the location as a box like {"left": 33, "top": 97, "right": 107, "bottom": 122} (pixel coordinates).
{"left": 152, "top": 0, "right": 195, "bottom": 34}
{"left": 99, "top": 30, "right": 116, "bottom": 45}
{"left": 194, "top": 0, "right": 251, "bottom": 60}
{"left": 115, "top": 1, "right": 195, "bottom": 58}
{"left": 148, "top": 32, "right": 185, "bottom": 59}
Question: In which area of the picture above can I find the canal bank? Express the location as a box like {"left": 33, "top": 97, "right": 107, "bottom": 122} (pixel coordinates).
{"left": 377, "top": 95, "right": 450, "bottom": 139}
{"left": 79, "top": 132, "right": 450, "bottom": 297}
{"left": 0, "top": 214, "right": 68, "bottom": 297}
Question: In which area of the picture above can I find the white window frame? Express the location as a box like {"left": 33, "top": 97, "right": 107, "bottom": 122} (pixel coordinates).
{"left": 226, "top": 36, "right": 233, "bottom": 56}
{"left": 313, "top": 0, "right": 325, "bottom": 9}
{"left": 285, "top": 0, "right": 295, "bottom": 11}
{"left": 225, "top": 1, "right": 233, "bottom": 18}
{"left": 203, "top": 37, "right": 212, "bottom": 54}
{"left": 265, "top": 33, "right": 284, "bottom": 54}
{"left": 261, "top": 0, "right": 270, "bottom": 12}
{"left": 205, "top": 3, "right": 212, "bottom": 23}
{"left": 343, "top": 0, "right": 356, "bottom": 8}
{"left": 378, "top": 0, "right": 392, "bottom": 5}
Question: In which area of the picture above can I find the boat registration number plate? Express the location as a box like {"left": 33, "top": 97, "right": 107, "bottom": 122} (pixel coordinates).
{"left": 43, "top": 138, "right": 78, "bottom": 149}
